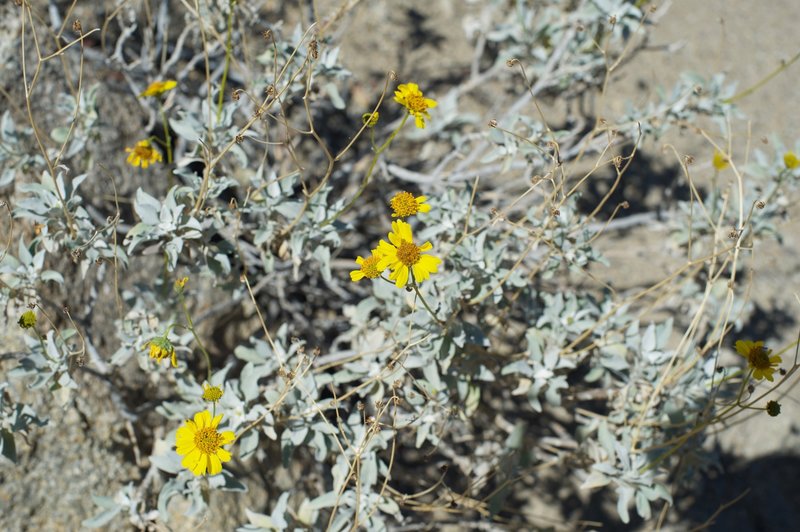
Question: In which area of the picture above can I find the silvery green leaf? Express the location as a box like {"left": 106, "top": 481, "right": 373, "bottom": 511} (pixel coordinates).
{"left": 616, "top": 484, "right": 634, "bottom": 524}
{"left": 134, "top": 189, "right": 161, "bottom": 225}
{"left": 635, "top": 489, "right": 652, "bottom": 520}
{"left": 150, "top": 451, "right": 182, "bottom": 474}
{"left": 239, "top": 429, "right": 259, "bottom": 460}
{"left": 82, "top": 497, "right": 122, "bottom": 528}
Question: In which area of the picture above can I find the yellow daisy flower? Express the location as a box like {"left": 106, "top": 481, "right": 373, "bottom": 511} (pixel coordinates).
{"left": 139, "top": 79, "right": 177, "bottom": 98}
{"left": 350, "top": 250, "right": 385, "bottom": 282}
{"left": 175, "top": 410, "right": 235, "bottom": 476}
{"left": 394, "top": 82, "right": 438, "bottom": 129}
{"left": 735, "top": 340, "right": 782, "bottom": 382}
{"left": 712, "top": 150, "right": 729, "bottom": 170}
{"left": 146, "top": 337, "right": 177, "bottom": 368}
{"left": 784, "top": 151, "right": 799, "bottom": 170}
{"left": 390, "top": 191, "right": 431, "bottom": 218}
{"left": 376, "top": 220, "right": 442, "bottom": 287}
{"left": 202, "top": 383, "right": 224, "bottom": 403}
{"left": 125, "top": 140, "right": 163, "bottom": 168}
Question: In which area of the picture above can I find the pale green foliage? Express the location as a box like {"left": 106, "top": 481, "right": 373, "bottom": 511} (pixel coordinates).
{"left": 1, "top": 1, "right": 797, "bottom": 530}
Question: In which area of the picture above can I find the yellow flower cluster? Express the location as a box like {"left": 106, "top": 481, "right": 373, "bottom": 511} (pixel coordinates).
{"left": 351, "top": 192, "right": 441, "bottom": 288}
{"left": 712, "top": 150, "right": 729, "bottom": 171}
{"left": 784, "top": 151, "right": 799, "bottom": 170}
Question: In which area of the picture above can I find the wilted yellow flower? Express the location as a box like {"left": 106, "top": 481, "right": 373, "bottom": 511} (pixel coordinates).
{"left": 394, "top": 83, "right": 437, "bottom": 129}
{"left": 350, "top": 250, "right": 385, "bottom": 282}
{"left": 139, "top": 80, "right": 177, "bottom": 98}
{"left": 784, "top": 151, "right": 799, "bottom": 169}
{"left": 202, "top": 383, "right": 224, "bottom": 403}
{"left": 18, "top": 310, "right": 36, "bottom": 329}
{"left": 735, "top": 340, "right": 781, "bottom": 382}
{"left": 712, "top": 150, "right": 729, "bottom": 170}
{"left": 125, "top": 140, "right": 163, "bottom": 169}
{"left": 175, "top": 410, "right": 235, "bottom": 476}
{"left": 377, "top": 220, "right": 441, "bottom": 287}
{"left": 362, "top": 111, "right": 379, "bottom": 128}
{"left": 390, "top": 191, "right": 431, "bottom": 218}
{"left": 146, "top": 336, "right": 177, "bottom": 368}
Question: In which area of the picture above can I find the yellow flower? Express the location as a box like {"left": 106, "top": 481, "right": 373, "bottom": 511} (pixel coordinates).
{"left": 362, "top": 111, "right": 380, "bottom": 128}
{"left": 350, "top": 250, "right": 385, "bottom": 281}
{"left": 146, "top": 336, "right": 177, "bottom": 368}
{"left": 784, "top": 151, "right": 799, "bottom": 169}
{"left": 394, "top": 82, "right": 437, "bottom": 129}
{"left": 376, "top": 220, "right": 441, "bottom": 287}
{"left": 735, "top": 340, "right": 782, "bottom": 382}
{"left": 712, "top": 150, "right": 729, "bottom": 170}
{"left": 390, "top": 191, "right": 431, "bottom": 218}
{"left": 18, "top": 309, "right": 37, "bottom": 329}
{"left": 175, "top": 410, "right": 235, "bottom": 476}
{"left": 202, "top": 383, "right": 224, "bottom": 403}
{"left": 125, "top": 140, "right": 163, "bottom": 168}
{"left": 175, "top": 276, "right": 188, "bottom": 292}
{"left": 139, "top": 79, "right": 177, "bottom": 98}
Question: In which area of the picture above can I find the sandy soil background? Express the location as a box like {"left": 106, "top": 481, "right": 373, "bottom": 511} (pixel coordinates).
{"left": 1, "top": 1, "right": 799, "bottom": 530}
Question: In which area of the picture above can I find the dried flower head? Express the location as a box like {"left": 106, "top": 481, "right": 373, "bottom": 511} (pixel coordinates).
{"left": 18, "top": 309, "right": 37, "bottom": 329}
{"left": 394, "top": 83, "right": 438, "bottom": 129}
{"left": 125, "top": 140, "right": 163, "bottom": 169}
{"left": 389, "top": 191, "right": 431, "bottom": 219}
{"left": 735, "top": 340, "right": 781, "bottom": 382}
{"left": 139, "top": 80, "right": 177, "bottom": 98}
{"left": 766, "top": 400, "right": 781, "bottom": 417}
{"left": 376, "top": 220, "right": 442, "bottom": 287}
{"left": 175, "top": 410, "right": 235, "bottom": 476}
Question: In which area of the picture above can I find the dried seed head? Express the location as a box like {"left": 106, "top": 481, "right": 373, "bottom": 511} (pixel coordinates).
{"left": 550, "top": 207, "right": 560, "bottom": 217}
{"left": 389, "top": 71, "right": 397, "bottom": 81}
{"left": 357, "top": 401, "right": 365, "bottom": 411}
{"left": 235, "top": 134, "right": 244, "bottom": 144}
{"left": 488, "top": 119, "right": 498, "bottom": 128}
{"left": 609, "top": 15, "right": 617, "bottom": 25}
{"left": 756, "top": 200, "right": 766, "bottom": 209}
{"left": 506, "top": 58, "right": 520, "bottom": 68}
{"left": 621, "top": 201, "right": 630, "bottom": 209}
{"left": 73, "top": 20, "right": 82, "bottom": 33}
{"left": 747, "top": 384, "right": 755, "bottom": 394}
{"left": 684, "top": 155, "right": 695, "bottom": 165}
{"left": 308, "top": 39, "right": 319, "bottom": 59}
{"left": 262, "top": 29, "right": 272, "bottom": 40}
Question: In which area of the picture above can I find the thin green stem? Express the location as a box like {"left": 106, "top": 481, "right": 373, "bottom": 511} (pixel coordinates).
{"left": 411, "top": 281, "right": 443, "bottom": 326}
{"left": 216, "top": 0, "right": 236, "bottom": 122}
{"left": 180, "top": 293, "right": 213, "bottom": 381}
{"left": 158, "top": 102, "right": 173, "bottom": 165}
{"left": 723, "top": 49, "right": 800, "bottom": 104}
{"left": 321, "top": 113, "right": 410, "bottom": 226}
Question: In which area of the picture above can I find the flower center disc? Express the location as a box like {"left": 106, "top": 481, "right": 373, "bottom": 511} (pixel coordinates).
{"left": 407, "top": 95, "right": 426, "bottom": 113}
{"left": 397, "top": 241, "right": 420, "bottom": 266}
{"left": 749, "top": 347, "right": 771, "bottom": 369}
{"left": 195, "top": 427, "right": 222, "bottom": 454}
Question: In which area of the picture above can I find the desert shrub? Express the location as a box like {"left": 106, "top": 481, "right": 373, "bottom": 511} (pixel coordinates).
{"left": 1, "top": 0, "right": 798, "bottom": 530}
